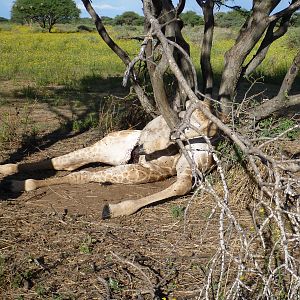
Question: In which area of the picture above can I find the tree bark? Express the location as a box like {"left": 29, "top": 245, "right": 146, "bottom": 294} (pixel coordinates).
{"left": 250, "top": 50, "right": 300, "bottom": 120}
{"left": 244, "top": 1, "right": 296, "bottom": 76}
{"left": 218, "top": 0, "right": 281, "bottom": 115}
{"left": 197, "top": 0, "right": 215, "bottom": 99}
{"left": 143, "top": 0, "right": 180, "bottom": 130}
{"left": 219, "top": 0, "right": 300, "bottom": 115}
{"left": 81, "top": 0, "right": 157, "bottom": 115}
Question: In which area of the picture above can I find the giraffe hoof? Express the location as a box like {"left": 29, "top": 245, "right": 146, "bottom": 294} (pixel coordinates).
{"left": 102, "top": 204, "right": 111, "bottom": 219}
{"left": 10, "top": 179, "right": 37, "bottom": 192}
{"left": 10, "top": 180, "right": 26, "bottom": 193}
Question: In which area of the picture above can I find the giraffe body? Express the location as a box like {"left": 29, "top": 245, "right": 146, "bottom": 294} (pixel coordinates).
{"left": 0, "top": 103, "right": 216, "bottom": 218}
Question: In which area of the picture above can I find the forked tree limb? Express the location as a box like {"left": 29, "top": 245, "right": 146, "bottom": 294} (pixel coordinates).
{"left": 81, "top": 0, "right": 157, "bottom": 116}
{"left": 250, "top": 50, "right": 300, "bottom": 120}
{"left": 269, "top": 0, "right": 300, "bottom": 22}
{"left": 175, "top": 0, "right": 186, "bottom": 15}
{"left": 143, "top": 0, "right": 196, "bottom": 130}
{"left": 243, "top": 11, "right": 293, "bottom": 76}
{"left": 218, "top": 0, "right": 300, "bottom": 115}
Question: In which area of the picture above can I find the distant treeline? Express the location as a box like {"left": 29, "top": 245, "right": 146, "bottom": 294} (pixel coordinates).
{"left": 1, "top": 10, "right": 299, "bottom": 28}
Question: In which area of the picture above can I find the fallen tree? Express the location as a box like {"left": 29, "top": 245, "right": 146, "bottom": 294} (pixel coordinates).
{"left": 82, "top": 0, "right": 300, "bottom": 298}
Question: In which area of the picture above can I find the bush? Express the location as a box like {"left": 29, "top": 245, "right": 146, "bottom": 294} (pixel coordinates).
{"left": 215, "top": 10, "right": 248, "bottom": 28}
{"left": 181, "top": 11, "right": 204, "bottom": 27}
{"left": 286, "top": 27, "right": 300, "bottom": 49}
{"left": 114, "top": 11, "right": 144, "bottom": 26}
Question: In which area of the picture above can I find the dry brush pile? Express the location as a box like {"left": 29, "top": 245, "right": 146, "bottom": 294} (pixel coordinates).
{"left": 81, "top": 0, "right": 300, "bottom": 298}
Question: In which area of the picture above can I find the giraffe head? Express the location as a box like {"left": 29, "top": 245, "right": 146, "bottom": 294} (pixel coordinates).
{"left": 139, "top": 100, "right": 217, "bottom": 154}
{"left": 177, "top": 100, "right": 217, "bottom": 140}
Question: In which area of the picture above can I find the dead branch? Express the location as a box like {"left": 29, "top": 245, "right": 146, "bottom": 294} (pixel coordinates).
{"left": 250, "top": 50, "right": 300, "bottom": 120}
{"left": 81, "top": 0, "right": 157, "bottom": 116}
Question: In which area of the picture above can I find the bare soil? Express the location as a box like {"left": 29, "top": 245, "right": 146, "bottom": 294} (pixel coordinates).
{"left": 0, "top": 80, "right": 291, "bottom": 299}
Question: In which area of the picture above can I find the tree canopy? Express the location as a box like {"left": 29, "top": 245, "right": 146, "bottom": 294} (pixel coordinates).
{"left": 180, "top": 10, "right": 204, "bottom": 26}
{"left": 114, "top": 11, "right": 144, "bottom": 26}
{"left": 11, "top": 0, "right": 80, "bottom": 32}
{"left": 215, "top": 9, "right": 249, "bottom": 27}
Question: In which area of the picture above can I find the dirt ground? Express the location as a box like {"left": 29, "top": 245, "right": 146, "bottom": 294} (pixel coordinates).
{"left": 0, "top": 80, "right": 296, "bottom": 299}
{"left": 0, "top": 80, "right": 224, "bottom": 299}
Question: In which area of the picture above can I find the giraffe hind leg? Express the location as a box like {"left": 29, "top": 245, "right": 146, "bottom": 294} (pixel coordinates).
{"left": 9, "top": 161, "right": 175, "bottom": 192}
{"left": 0, "top": 130, "right": 141, "bottom": 176}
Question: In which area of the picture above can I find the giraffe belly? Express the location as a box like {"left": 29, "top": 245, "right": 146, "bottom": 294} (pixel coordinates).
{"left": 93, "top": 130, "right": 142, "bottom": 166}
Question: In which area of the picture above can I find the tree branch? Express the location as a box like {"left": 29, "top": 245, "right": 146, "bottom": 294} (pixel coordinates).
{"left": 81, "top": 0, "right": 157, "bottom": 115}
{"left": 269, "top": 0, "right": 300, "bottom": 22}
{"left": 197, "top": 0, "right": 215, "bottom": 99}
{"left": 244, "top": 11, "right": 292, "bottom": 76}
{"left": 250, "top": 50, "right": 300, "bottom": 120}
{"left": 175, "top": 0, "right": 186, "bottom": 15}
{"left": 250, "top": 94, "right": 300, "bottom": 121}
{"left": 218, "top": 0, "right": 283, "bottom": 115}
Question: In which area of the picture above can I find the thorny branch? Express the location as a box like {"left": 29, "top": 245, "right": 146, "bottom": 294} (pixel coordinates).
{"left": 81, "top": 0, "right": 157, "bottom": 116}
{"left": 123, "top": 8, "right": 300, "bottom": 299}
{"left": 82, "top": 0, "right": 300, "bottom": 297}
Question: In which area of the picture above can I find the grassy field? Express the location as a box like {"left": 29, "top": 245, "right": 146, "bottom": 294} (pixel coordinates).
{"left": 0, "top": 23, "right": 298, "bottom": 147}
{"left": 0, "top": 25, "right": 141, "bottom": 86}
{"left": 0, "top": 24, "right": 299, "bottom": 87}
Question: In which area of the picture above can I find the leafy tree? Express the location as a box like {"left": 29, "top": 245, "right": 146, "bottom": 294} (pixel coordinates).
{"left": 181, "top": 10, "right": 204, "bottom": 26}
{"left": 11, "top": 0, "right": 80, "bottom": 32}
{"left": 291, "top": 12, "right": 300, "bottom": 26}
{"left": 114, "top": 11, "right": 144, "bottom": 26}
{"left": 215, "top": 9, "right": 248, "bottom": 27}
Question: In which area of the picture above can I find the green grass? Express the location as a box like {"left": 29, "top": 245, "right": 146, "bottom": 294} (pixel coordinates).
{"left": 0, "top": 24, "right": 298, "bottom": 87}
{"left": 0, "top": 25, "right": 140, "bottom": 86}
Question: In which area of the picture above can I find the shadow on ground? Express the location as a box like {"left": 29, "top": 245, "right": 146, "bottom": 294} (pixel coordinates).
{"left": 0, "top": 76, "right": 150, "bottom": 200}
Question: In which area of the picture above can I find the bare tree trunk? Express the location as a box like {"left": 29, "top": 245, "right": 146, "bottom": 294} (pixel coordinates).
{"left": 81, "top": 0, "right": 157, "bottom": 116}
{"left": 250, "top": 50, "right": 300, "bottom": 120}
{"left": 243, "top": 5, "right": 294, "bottom": 76}
{"left": 197, "top": 0, "right": 215, "bottom": 99}
{"left": 219, "top": 0, "right": 300, "bottom": 115}
{"left": 218, "top": 0, "right": 281, "bottom": 115}
{"left": 143, "top": 0, "right": 196, "bottom": 128}
{"left": 143, "top": 0, "right": 181, "bottom": 129}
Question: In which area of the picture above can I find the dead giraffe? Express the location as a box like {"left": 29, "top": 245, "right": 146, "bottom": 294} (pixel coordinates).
{"left": 0, "top": 101, "right": 217, "bottom": 218}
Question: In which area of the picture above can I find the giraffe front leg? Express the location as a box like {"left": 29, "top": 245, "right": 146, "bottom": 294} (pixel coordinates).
{"left": 102, "top": 174, "right": 192, "bottom": 219}
{"left": 102, "top": 155, "right": 193, "bottom": 219}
